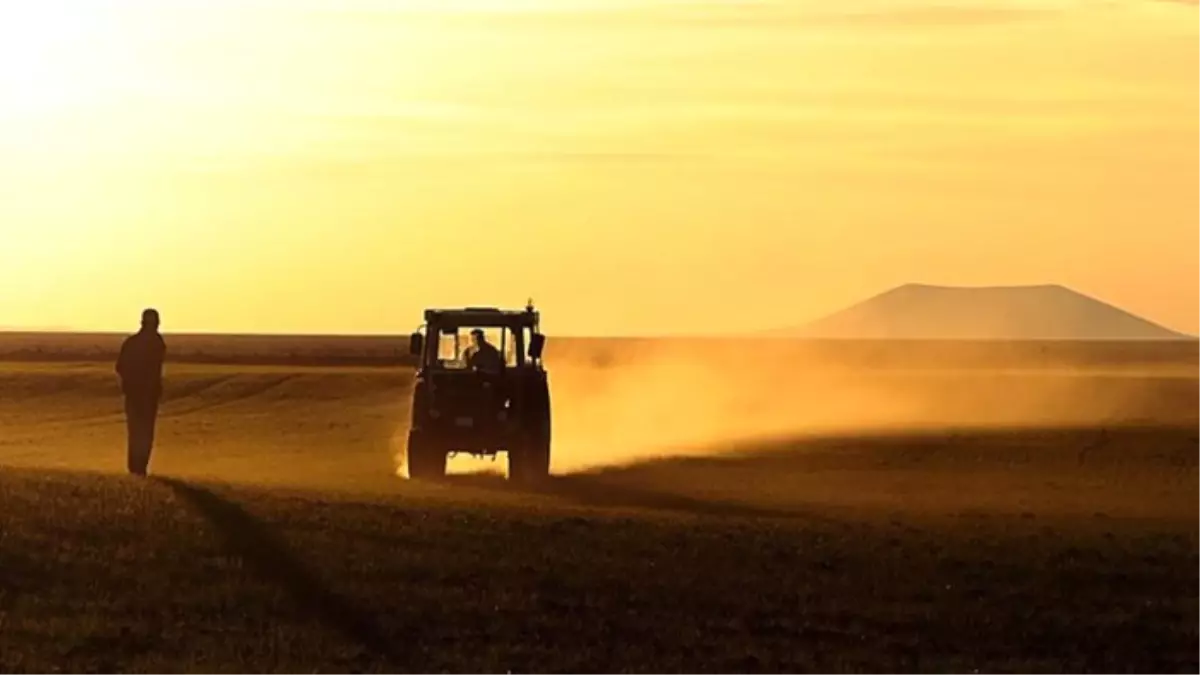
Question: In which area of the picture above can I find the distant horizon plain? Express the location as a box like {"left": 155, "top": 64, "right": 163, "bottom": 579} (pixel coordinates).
{"left": 1, "top": 282, "right": 1195, "bottom": 340}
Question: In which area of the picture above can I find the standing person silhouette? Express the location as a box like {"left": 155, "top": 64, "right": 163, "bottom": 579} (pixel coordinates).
{"left": 115, "top": 308, "right": 166, "bottom": 476}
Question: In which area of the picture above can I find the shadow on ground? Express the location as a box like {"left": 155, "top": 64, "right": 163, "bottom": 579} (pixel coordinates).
{"left": 156, "top": 477, "right": 404, "bottom": 665}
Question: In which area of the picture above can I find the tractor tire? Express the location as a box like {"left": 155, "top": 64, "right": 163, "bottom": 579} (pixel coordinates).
{"left": 510, "top": 387, "right": 551, "bottom": 484}
{"left": 509, "top": 432, "right": 550, "bottom": 484}
{"left": 406, "top": 430, "right": 446, "bottom": 480}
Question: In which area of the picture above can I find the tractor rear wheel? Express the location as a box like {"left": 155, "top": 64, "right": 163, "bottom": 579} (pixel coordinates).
{"left": 406, "top": 430, "right": 446, "bottom": 480}
{"left": 510, "top": 390, "right": 551, "bottom": 484}
{"left": 510, "top": 430, "right": 549, "bottom": 484}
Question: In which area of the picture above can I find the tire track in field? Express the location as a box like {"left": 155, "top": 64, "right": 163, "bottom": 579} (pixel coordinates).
{"left": 0, "top": 374, "right": 240, "bottom": 428}
{"left": 160, "top": 373, "right": 241, "bottom": 404}
{"left": 158, "top": 374, "right": 301, "bottom": 419}
{"left": 4, "top": 375, "right": 296, "bottom": 442}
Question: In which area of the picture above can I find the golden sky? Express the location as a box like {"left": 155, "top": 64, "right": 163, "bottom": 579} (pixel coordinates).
{"left": 0, "top": 0, "right": 1196, "bottom": 335}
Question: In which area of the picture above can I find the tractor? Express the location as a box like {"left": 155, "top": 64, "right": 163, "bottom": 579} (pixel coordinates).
{"left": 404, "top": 302, "right": 551, "bottom": 482}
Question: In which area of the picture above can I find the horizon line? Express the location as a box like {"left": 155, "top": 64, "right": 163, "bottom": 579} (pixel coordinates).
{"left": 0, "top": 328, "right": 1195, "bottom": 342}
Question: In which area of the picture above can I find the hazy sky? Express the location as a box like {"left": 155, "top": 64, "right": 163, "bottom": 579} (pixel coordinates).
{"left": 1, "top": 0, "right": 1196, "bottom": 335}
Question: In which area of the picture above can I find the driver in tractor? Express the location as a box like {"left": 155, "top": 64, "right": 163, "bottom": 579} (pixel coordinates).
{"left": 465, "top": 328, "right": 504, "bottom": 374}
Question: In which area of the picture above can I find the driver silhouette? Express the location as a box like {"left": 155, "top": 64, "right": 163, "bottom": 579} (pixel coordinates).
{"left": 465, "top": 328, "right": 503, "bottom": 373}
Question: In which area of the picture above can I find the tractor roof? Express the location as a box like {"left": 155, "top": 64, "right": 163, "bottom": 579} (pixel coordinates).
{"left": 424, "top": 306, "right": 539, "bottom": 328}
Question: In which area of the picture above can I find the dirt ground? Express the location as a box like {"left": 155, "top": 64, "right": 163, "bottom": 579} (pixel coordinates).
{"left": 0, "top": 346, "right": 1195, "bottom": 672}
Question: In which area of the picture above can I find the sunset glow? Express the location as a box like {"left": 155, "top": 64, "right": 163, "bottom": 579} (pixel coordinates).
{"left": 1, "top": 0, "right": 1195, "bottom": 335}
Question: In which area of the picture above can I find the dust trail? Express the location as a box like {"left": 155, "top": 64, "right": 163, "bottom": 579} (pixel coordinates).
{"left": 396, "top": 340, "right": 1193, "bottom": 476}
{"left": 541, "top": 341, "right": 1188, "bottom": 474}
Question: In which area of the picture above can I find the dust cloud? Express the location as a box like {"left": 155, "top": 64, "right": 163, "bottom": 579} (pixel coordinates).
{"left": 441, "top": 340, "right": 1185, "bottom": 475}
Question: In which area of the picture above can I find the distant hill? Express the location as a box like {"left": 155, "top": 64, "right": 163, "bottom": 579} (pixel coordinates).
{"left": 780, "top": 284, "right": 1191, "bottom": 340}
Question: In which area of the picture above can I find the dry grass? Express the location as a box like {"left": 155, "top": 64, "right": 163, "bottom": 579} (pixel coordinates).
{"left": 0, "top": 345, "right": 1196, "bottom": 672}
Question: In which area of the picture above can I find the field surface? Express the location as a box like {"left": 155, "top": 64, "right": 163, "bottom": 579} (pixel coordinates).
{"left": 0, "top": 340, "right": 1196, "bottom": 672}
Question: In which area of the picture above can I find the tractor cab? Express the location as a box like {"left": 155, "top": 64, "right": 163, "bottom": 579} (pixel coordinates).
{"left": 409, "top": 305, "right": 545, "bottom": 373}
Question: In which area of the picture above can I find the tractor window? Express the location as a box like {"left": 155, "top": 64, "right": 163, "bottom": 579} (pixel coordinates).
{"left": 505, "top": 333, "right": 518, "bottom": 366}
{"left": 433, "top": 326, "right": 518, "bottom": 369}
{"left": 436, "top": 331, "right": 465, "bottom": 368}
{"left": 518, "top": 326, "right": 533, "bottom": 361}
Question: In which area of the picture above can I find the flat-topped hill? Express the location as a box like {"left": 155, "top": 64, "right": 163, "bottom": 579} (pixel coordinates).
{"left": 790, "top": 284, "right": 1190, "bottom": 340}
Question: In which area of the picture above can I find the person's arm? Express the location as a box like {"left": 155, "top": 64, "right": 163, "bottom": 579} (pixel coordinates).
{"left": 115, "top": 339, "right": 129, "bottom": 391}
{"left": 154, "top": 337, "right": 167, "bottom": 398}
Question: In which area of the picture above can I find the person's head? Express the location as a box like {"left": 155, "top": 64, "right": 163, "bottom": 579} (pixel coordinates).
{"left": 470, "top": 328, "right": 486, "bottom": 346}
{"left": 140, "top": 308, "right": 160, "bottom": 333}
